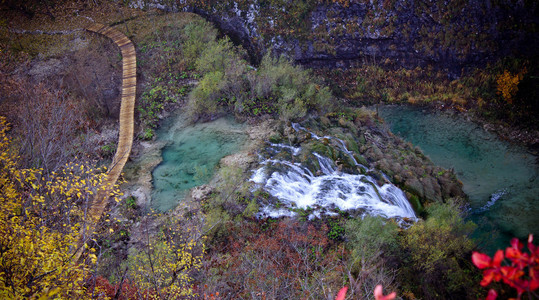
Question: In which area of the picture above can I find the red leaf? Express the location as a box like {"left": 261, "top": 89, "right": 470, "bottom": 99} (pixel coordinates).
{"left": 506, "top": 247, "right": 530, "bottom": 269}
{"left": 510, "top": 237, "right": 523, "bottom": 250}
{"left": 493, "top": 250, "right": 504, "bottom": 267}
{"left": 501, "top": 266, "right": 524, "bottom": 281}
{"left": 505, "top": 247, "right": 519, "bottom": 260}
{"left": 481, "top": 269, "right": 497, "bottom": 287}
{"left": 335, "top": 286, "right": 348, "bottom": 300}
{"left": 530, "top": 278, "right": 539, "bottom": 292}
{"left": 374, "top": 285, "right": 396, "bottom": 300}
{"left": 473, "top": 252, "right": 492, "bottom": 269}
{"left": 486, "top": 289, "right": 498, "bottom": 300}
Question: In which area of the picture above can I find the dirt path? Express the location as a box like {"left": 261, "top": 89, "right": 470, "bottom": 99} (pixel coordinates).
{"left": 75, "top": 23, "right": 136, "bottom": 261}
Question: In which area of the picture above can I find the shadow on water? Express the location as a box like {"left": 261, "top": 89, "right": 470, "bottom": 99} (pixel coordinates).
{"left": 151, "top": 112, "right": 247, "bottom": 212}
{"left": 379, "top": 105, "right": 539, "bottom": 253}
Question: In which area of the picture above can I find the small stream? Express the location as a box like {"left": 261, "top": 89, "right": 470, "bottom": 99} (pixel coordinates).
{"left": 378, "top": 105, "right": 539, "bottom": 252}
{"left": 151, "top": 113, "right": 247, "bottom": 212}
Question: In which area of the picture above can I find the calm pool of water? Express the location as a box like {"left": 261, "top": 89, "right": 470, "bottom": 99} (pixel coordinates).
{"left": 151, "top": 113, "right": 247, "bottom": 212}
{"left": 379, "top": 105, "right": 538, "bottom": 252}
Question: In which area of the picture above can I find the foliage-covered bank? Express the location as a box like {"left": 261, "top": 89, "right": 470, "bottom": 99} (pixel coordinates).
{"left": 316, "top": 57, "right": 539, "bottom": 148}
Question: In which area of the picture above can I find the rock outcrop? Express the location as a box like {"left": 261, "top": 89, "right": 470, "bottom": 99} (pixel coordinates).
{"left": 135, "top": 0, "right": 538, "bottom": 76}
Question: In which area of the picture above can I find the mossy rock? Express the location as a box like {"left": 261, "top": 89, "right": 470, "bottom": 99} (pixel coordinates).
{"left": 306, "top": 141, "right": 328, "bottom": 157}
{"left": 369, "top": 145, "right": 384, "bottom": 161}
{"left": 268, "top": 133, "right": 283, "bottom": 144}
{"left": 437, "top": 172, "right": 466, "bottom": 200}
{"left": 376, "top": 159, "right": 393, "bottom": 177}
{"left": 406, "top": 193, "right": 424, "bottom": 216}
{"left": 421, "top": 176, "right": 442, "bottom": 203}
{"left": 404, "top": 177, "right": 424, "bottom": 201}
{"left": 320, "top": 116, "right": 331, "bottom": 127}
{"left": 354, "top": 154, "right": 368, "bottom": 167}
{"left": 337, "top": 153, "right": 357, "bottom": 173}
{"left": 358, "top": 133, "right": 367, "bottom": 145}
{"left": 344, "top": 137, "right": 360, "bottom": 154}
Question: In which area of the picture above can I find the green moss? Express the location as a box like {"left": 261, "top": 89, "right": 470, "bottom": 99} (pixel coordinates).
{"left": 242, "top": 199, "right": 259, "bottom": 218}
{"left": 268, "top": 134, "right": 282, "bottom": 144}
{"left": 308, "top": 142, "right": 334, "bottom": 160}
{"left": 407, "top": 194, "right": 424, "bottom": 216}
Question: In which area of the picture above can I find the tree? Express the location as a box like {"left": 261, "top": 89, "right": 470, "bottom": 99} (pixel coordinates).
{"left": 0, "top": 116, "right": 119, "bottom": 298}
{"left": 123, "top": 218, "right": 203, "bottom": 299}
{"left": 344, "top": 216, "right": 400, "bottom": 299}
{"left": 14, "top": 83, "right": 89, "bottom": 173}
{"left": 496, "top": 69, "right": 526, "bottom": 105}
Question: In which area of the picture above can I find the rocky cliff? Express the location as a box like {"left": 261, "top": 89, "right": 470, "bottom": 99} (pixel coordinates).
{"left": 134, "top": 0, "right": 537, "bottom": 76}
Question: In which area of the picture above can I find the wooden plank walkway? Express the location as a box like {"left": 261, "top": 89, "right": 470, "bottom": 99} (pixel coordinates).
{"left": 75, "top": 23, "right": 136, "bottom": 261}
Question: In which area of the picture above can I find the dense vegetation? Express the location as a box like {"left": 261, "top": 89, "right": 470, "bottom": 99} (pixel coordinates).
{"left": 0, "top": 1, "right": 537, "bottom": 299}
{"left": 317, "top": 58, "right": 538, "bottom": 138}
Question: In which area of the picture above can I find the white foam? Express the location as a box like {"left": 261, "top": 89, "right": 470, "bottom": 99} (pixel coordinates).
{"left": 477, "top": 189, "right": 506, "bottom": 213}
{"left": 250, "top": 149, "right": 417, "bottom": 221}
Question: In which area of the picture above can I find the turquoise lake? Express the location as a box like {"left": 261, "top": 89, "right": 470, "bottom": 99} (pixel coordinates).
{"left": 379, "top": 105, "right": 538, "bottom": 252}
{"left": 151, "top": 113, "right": 247, "bottom": 212}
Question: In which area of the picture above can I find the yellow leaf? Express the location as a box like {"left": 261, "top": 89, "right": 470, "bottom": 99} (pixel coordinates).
{"left": 88, "top": 253, "right": 97, "bottom": 264}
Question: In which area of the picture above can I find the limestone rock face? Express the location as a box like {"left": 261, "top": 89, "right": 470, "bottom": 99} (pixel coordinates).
{"left": 142, "top": 0, "right": 537, "bottom": 76}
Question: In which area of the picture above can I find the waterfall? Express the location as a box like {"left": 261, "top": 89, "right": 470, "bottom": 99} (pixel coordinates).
{"left": 292, "top": 123, "right": 368, "bottom": 170}
{"left": 250, "top": 129, "right": 417, "bottom": 222}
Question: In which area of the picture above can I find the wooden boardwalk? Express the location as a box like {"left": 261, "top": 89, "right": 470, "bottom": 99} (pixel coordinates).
{"left": 75, "top": 23, "right": 136, "bottom": 261}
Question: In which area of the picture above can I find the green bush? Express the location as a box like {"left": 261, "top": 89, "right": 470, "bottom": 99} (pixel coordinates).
{"left": 140, "top": 128, "right": 154, "bottom": 140}
{"left": 125, "top": 196, "right": 137, "bottom": 209}
{"left": 279, "top": 98, "right": 307, "bottom": 121}
{"left": 252, "top": 52, "right": 333, "bottom": 120}
{"left": 187, "top": 36, "right": 250, "bottom": 118}
{"left": 99, "top": 142, "right": 116, "bottom": 157}
{"left": 195, "top": 38, "right": 244, "bottom": 75}
{"left": 187, "top": 35, "right": 334, "bottom": 121}
{"left": 400, "top": 201, "right": 480, "bottom": 299}
{"left": 187, "top": 71, "right": 225, "bottom": 117}
{"left": 182, "top": 19, "right": 218, "bottom": 65}
{"left": 345, "top": 216, "right": 399, "bottom": 263}
{"left": 202, "top": 167, "right": 250, "bottom": 243}
{"left": 137, "top": 89, "right": 164, "bottom": 128}
{"left": 344, "top": 216, "right": 400, "bottom": 298}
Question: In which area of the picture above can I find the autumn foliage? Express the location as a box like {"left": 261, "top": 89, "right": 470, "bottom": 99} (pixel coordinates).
{"left": 472, "top": 234, "right": 539, "bottom": 299}
{"left": 496, "top": 69, "right": 526, "bottom": 104}
{"left": 0, "top": 116, "right": 84, "bottom": 297}
{"left": 202, "top": 219, "right": 345, "bottom": 299}
{"left": 0, "top": 116, "right": 122, "bottom": 298}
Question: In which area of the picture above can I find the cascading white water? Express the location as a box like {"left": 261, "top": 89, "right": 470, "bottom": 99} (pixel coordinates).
{"left": 250, "top": 137, "right": 417, "bottom": 222}
{"left": 292, "top": 123, "right": 368, "bottom": 170}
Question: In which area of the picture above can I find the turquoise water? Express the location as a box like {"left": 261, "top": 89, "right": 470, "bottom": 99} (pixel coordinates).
{"left": 151, "top": 113, "right": 247, "bottom": 212}
{"left": 379, "top": 105, "right": 538, "bottom": 252}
